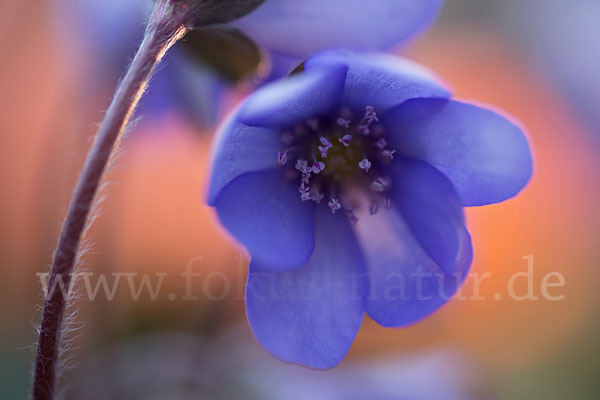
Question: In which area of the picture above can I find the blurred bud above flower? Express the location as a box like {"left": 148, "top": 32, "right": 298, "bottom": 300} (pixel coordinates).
{"left": 232, "top": 0, "right": 444, "bottom": 58}
{"left": 207, "top": 50, "right": 533, "bottom": 368}
{"left": 55, "top": 0, "right": 446, "bottom": 126}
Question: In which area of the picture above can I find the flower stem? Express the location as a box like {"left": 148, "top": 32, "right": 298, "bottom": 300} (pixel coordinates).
{"left": 32, "top": 2, "right": 189, "bottom": 399}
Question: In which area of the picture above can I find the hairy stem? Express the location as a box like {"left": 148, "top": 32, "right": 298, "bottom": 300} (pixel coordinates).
{"left": 32, "top": 2, "right": 189, "bottom": 399}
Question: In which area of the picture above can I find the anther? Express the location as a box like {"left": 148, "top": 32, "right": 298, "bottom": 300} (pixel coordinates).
{"left": 364, "top": 106, "right": 379, "bottom": 124}
{"left": 301, "top": 173, "right": 311, "bottom": 185}
{"left": 295, "top": 159, "right": 311, "bottom": 174}
{"left": 382, "top": 149, "right": 396, "bottom": 160}
{"left": 299, "top": 183, "right": 310, "bottom": 194}
{"left": 337, "top": 118, "right": 351, "bottom": 128}
{"left": 345, "top": 207, "right": 359, "bottom": 225}
{"left": 339, "top": 134, "right": 352, "bottom": 147}
{"left": 371, "top": 177, "right": 390, "bottom": 192}
{"left": 376, "top": 138, "right": 388, "bottom": 150}
{"left": 369, "top": 203, "right": 378, "bottom": 215}
{"left": 311, "top": 191, "right": 325, "bottom": 204}
{"left": 328, "top": 198, "right": 342, "bottom": 214}
{"left": 277, "top": 150, "right": 288, "bottom": 166}
{"left": 320, "top": 136, "right": 332, "bottom": 148}
{"left": 311, "top": 161, "right": 326, "bottom": 174}
{"left": 359, "top": 158, "right": 372, "bottom": 173}
{"left": 318, "top": 136, "right": 333, "bottom": 158}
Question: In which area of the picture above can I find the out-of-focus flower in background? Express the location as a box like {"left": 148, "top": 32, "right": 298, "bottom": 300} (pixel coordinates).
{"left": 232, "top": 0, "right": 445, "bottom": 75}
{"left": 53, "top": 0, "right": 229, "bottom": 130}
{"left": 53, "top": 0, "right": 446, "bottom": 133}
{"left": 63, "top": 329, "right": 484, "bottom": 400}
{"left": 208, "top": 50, "right": 532, "bottom": 368}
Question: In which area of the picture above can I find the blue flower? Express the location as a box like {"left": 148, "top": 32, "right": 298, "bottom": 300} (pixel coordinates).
{"left": 208, "top": 51, "right": 532, "bottom": 369}
{"left": 233, "top": 0, "right": 444, "bottom": 56}
{"left": 55, "top": 0, "right": 445, "bottom": 111}
{"left": 233, "top": 0, "right": 445, "bottom": 80}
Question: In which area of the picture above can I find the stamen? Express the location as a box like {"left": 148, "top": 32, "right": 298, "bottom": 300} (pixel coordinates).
{"left": 364, "top": 105, "right": 379, "bottom": 124}
{"left": 339, "top": 134, "right": 352, "bottom": 147}
{"left": 371, "top": 177, "right": 390, "bottom": 192}
{"left": 301, "top": 172, "right": 311, "bottom": 185}
{"left": 311, "top": 191, "right": 324, "bottom": 204}
{"left": 319, "top": 136, "right": 332, "bottom": 147}
{"left": 345, "top": 207, "right": 359, "bottom": 225}
{"left": 318, "top": 146, "right": 329, "bottom": 158}
{"left": 299, "top": 183, "right": 310, "bottom": 194}
{"left": 369, "top": 203, "right": 378, "bottom": 215}
{"left": 318, "top": 136, "right": 333, "bottom": 158}
{"left": 382, "top": 149, "right": 396, "bottom": 160}
{"left": 295, "top": 159, "right": 311, "bottom": 174}
{"left": 311, "top": 161, "right": 326, "bottom": 174}
{"left": 277, "top": 150, "right": 288, "bottom": 166}
{"left": 278, "top": 106, "right": 392, "bottom": 224}
{"left": 359, "top": 158, "right": 372, "bottom": 173}
{"left": 328, "top": 198, "right": 342, "bottom": 214}
{"left": 337, "top": 118, "right": 351, "bottom": 129}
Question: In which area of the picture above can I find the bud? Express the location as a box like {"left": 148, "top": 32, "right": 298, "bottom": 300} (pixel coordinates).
{"left": 185, "top": 0, "right": 266, "bottom": 27}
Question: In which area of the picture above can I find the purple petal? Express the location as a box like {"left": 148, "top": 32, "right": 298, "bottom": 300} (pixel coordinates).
{"left": 306, "top": 51, "right": 450, "bottom": 114}
{"left": 353, "top": 164, "right": 473, "bottom": 326}
{"left": 246, "top": 207, "right": 366, "bottom": 368}
{"left": 208, "top": 115, "right": 282, "bottom": 205}
{"left": 232, "top": 0, "right": 444, "bottom": 57}
{"left": 238, "top": 65, "right": 347, "bottom": 129}
{"left": 389, "top": 158, "right": 465, "bottom": 275}
{"left": 214, "top": 170, "right": 315, "bottom": 270}
{"left": 383, "top": 99, "right": 533, "bottom": 206}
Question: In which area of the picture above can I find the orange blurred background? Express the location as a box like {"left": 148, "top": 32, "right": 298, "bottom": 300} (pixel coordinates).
{"left": 1, "top": 1, "right": 599, "bottom": 398}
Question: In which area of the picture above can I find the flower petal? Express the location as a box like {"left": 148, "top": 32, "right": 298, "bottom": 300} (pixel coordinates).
{"left": 208, "top": 115, "right": 281, "bottom": 205}
{"left": 232, "top": 0, "right": 444, "bottom": 57}
{"left": 214, "top": 170, "right": 315, "bottom": 270}
{"left": 246, "top": 207, "right": 366, "bottom": 369}
{"left": 238, "top": 65, "right": 347, "bottom": 129}
{"left": 306, "top": 51, "right": 450, "bottom": 114}
{"left": 389, "top": 158, "right": 466, "bottom": 275}
{"left": 353, "top": 165, "right": 473, "bottom": 327}
{"left": 383, "top": 98, "right": 533, "bottom": 206}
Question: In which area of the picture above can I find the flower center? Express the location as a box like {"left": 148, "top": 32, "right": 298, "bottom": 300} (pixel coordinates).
{"left": 276, "top": 106, "right": 395, "bottom": 224}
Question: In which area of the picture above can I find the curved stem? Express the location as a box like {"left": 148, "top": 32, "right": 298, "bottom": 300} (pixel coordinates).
{"left": 32, "top": 2, "right": 188, "bottom": 399}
